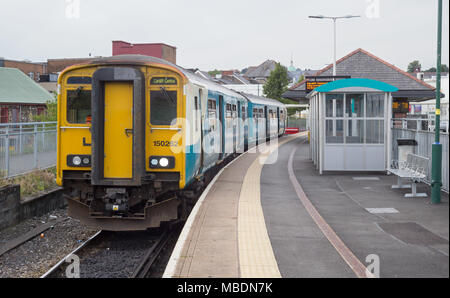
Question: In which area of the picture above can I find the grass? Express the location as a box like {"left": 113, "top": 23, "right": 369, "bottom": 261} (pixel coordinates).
{"left": 0, "top": 167, "right": 58, "bottom": 198}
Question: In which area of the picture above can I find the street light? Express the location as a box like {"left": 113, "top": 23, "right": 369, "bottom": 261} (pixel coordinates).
{"left": 308, "top": 15, "right": 360, "bottom": 76}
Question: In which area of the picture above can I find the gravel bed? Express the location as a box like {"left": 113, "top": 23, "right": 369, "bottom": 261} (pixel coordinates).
{"left": 77, "top": 231, "right": 159, "bottom": 278}
{"left": 0, "top": 208, "right": 97, "bottom": 278}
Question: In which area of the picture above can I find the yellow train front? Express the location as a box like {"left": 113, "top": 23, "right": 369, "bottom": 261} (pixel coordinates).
{"left": 57, "top": 55, "right": 188, "bottom": 231}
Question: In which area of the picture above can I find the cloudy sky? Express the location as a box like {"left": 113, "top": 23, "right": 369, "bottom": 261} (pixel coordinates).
{"left": 1, "top": 0, "right": 448, "bottom": 72}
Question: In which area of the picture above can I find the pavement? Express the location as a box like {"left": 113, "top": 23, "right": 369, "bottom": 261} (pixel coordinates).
{"left": 261, "top": 136, "right": 449, "bottom": 278}
{"left": 165, "top": 133, "right": 449, "bottom": 278}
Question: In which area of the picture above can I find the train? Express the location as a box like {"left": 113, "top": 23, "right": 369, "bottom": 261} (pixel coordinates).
{"left": 56, "top": 55, "right": 287, "bottom": 231}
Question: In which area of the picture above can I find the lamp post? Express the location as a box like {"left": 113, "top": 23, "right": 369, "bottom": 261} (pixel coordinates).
{"left": 309, "top": 15, "right": 360, "bottom": 76}
{"left": 431, "top": 0, "right": 443, "bottom": 204}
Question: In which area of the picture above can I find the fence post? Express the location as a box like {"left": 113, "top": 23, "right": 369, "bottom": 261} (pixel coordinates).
{"left": 19, "top": 123, "right": 23, "bottom": 154}
{"left": 33, "top": 124, "right": 38, "bottom": 169}
{"left": 42, "top": 122, "right": 45, "bottom": 152}
{"left": 5, "top": 126, "right": 10, "bottom": 177}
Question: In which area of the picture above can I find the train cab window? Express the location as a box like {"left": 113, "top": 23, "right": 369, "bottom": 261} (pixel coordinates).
{"left": 253, "top": 108, "right": 258, "bottom": 118}
{"left": 242, "top": 107, "right": 246, "bottom": 120}
{"left": 232, "top": 105, "right": 237, "bottom": 118}
{"left": 150, "top": 89, "right": 177, "bottom": 125}
{"left": 67, "top": 89, "right": 91, "bottom": 124}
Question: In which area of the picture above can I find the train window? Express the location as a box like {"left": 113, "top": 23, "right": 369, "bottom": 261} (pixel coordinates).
{"left": 232, "top": 105, "right": 237, "bottom": 118}
{"left": 66, "top": 89, "right": 91, "bottom": 124}
{"left": 194, "top": 96, "right": 199, "bottom": 131}
{"left": 259, "top": 109, "right": 264, "bottom": 118}
{"left": 226, "top": 103, "right": 232, "bottom": 118}
{"left": 150, "top": 89, "right": 177, "bottom": 125}
{"left": 67, "top": 76, "right": 92, "bottom": 84}
{"left": 242, "top": 107, "right": 246, "bottom": 120}
{"left": 208, "top": 99, "right": 217, "bottom": 131}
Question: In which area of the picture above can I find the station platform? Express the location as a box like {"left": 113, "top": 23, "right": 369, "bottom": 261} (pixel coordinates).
{"left": 163, "top": 133, "right": 449, "bottom": 278}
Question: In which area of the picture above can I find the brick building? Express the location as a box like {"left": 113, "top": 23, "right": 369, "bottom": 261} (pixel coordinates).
{"left": 0, "top": 68, "right": 53, "bottom": 123}
{"left": 112, "top": 40, "right": 177, "bottom": 64}
{"left": 0, "top": 58, "right": 46, "bottom": 82}
{"left": 46, "top": 57, "right": 96, "bottom": 74}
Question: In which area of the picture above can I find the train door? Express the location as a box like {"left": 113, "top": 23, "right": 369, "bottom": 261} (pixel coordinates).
{"left": 254, "top": 108, "right": 259, "bottom": 145}
{"left": 264, "top": 106, "right": 269, "bottom": 141}
{"left": 219, "top": 95, "right": 225, "bottom": 159}
{"left": 198, "top": 90, "right": 204, "bottom": 172}
{"left": 233, "top": 103, "right": 237, "bottom": 153}
{"left": 104, "top": 82, "right": 133, "bottom": 178}
{"left": 277, "top": 107, "right": 280, "bottom": 136}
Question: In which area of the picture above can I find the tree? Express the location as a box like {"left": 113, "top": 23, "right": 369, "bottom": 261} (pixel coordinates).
{"left": 208, "top": 69, "right": 221, "bottom": 76}
{"left": 263, "top": 63, "right": 290, "bottom": 100}
{"left": 296, "top": 74, "right": 305, "bottom": 84}
{"left": 407, "top": 60, "right": 421, "bottom": 73}
{"left": 425, "top": 64, "right": 449, "bottom": 72}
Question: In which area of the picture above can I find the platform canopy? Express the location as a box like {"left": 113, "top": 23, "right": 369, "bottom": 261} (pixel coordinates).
{"left": 313, "top": 78, "right": 398, "bottom": 93}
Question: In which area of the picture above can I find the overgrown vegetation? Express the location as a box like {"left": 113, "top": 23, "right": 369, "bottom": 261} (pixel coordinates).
{"left": 0, "top": 167, "right": 57, "bottom": 198}
{"left": 33, "top": 97, "right": 57, "bottom": 122}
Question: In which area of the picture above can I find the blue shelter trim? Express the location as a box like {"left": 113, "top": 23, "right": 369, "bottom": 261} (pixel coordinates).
{"left": 314, "top": 78, "right": 398, "bottom": 93}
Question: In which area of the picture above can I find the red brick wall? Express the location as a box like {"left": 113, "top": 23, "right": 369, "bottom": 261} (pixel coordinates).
{"left": 112, "top": 41, "right": 176, "bottom": 64}
{"left": 3, "top": 61, "right": 45, "bottom": 82}
{"left": 47, "top": 58, "right": 95, "bottom": 73}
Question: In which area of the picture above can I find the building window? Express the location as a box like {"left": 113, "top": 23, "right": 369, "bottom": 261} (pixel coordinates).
{"left": 67, "top": 89, "right": 91, "bottom": 124}
{"left": 150, "top": 90, "right": 177, "bottom": 125}
{"left": 346, "top": 119, "right": 364, "bottom": 143}
{"left": 366, "top": 93, "right": 384, "bottom": 118}
{"left": 325, "top": 93, "right": 384, "bottom": 145}
{"left": 345, "top": 94, "right": 364, "bottom": 117}
{"left": 366, "top": 120, "right": 384, "bottom": 144}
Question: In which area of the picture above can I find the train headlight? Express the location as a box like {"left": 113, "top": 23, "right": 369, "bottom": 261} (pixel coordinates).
{"left": 159, "top": 158, "right": 169, "bottom": 167}
{"left": 72, "top": 156, "right": 82, "bottom": 166}
{"left": 67, "top": 155, "right": 91, "bottom": 167}
{"left": 149, "top": 156, "right": 175, "bottom": 169}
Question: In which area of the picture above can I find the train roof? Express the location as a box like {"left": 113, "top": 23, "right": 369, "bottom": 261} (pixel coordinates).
{"left": 78, "top": 55, "right": 246, "bottom": 99}
{"left": 61, "top": 55, "right": 285, "bottom": 107}
{"left": 239, "top": 92, "right": 285, "bottom": 108}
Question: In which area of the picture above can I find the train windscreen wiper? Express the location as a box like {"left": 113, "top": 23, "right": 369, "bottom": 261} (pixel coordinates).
{"left": 160, "top": 87, "right": 176, "bottom": 106}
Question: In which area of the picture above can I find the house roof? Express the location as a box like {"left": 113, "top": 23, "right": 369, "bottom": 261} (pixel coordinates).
{"left": 244, "top": 60, "right": 277, "bottom": 78}
{"left": 283, "top": 48, "right": 438, "bottom": 101}
{"left": 0, "top": 67, "right": 53, "bottom": 104}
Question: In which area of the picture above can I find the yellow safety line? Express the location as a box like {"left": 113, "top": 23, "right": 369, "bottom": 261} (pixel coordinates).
{"left": 237, "top": 133, "right": 306, "bottom": 277}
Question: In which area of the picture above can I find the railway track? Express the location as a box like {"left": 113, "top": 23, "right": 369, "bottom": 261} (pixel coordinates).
{"left": 41, "top": 222, "right": 181, "bottom": 278}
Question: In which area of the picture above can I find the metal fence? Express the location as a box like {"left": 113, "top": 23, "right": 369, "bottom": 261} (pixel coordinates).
{"left": 391, "top": 118, "right": 449, "bottom": 192}
{"left": 287, "top": 117, "right": 307, "bottom": 130}
{"left": 0, "top": 122, "right": 57, "bottom": 178}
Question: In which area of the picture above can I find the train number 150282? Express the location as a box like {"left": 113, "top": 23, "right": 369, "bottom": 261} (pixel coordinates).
{"left": 153, "top": 140, "right": 178, "bottom": 147}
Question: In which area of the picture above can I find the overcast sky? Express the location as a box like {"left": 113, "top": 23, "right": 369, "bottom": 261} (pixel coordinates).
{"left": 1, "top": 0, "right": 448, "bottom": 72}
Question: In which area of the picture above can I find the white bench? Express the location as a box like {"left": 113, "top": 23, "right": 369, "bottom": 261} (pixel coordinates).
{"left": 387, "top": 153, "right": 429, "bottom": 198}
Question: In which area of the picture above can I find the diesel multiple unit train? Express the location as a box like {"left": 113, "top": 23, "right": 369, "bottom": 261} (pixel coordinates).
{"left": 56, "top": 55, "right": 287, "bottom": 230}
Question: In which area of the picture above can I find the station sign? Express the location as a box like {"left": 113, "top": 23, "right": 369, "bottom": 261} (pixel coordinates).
{"left": 306, "top": 81, "right": 328, "bottom": 91}
{"left": 304, "top": 76, "right": 351, "bottom": 92}
{"left": 150, "top": 77, "right": 177, "bottom": 85}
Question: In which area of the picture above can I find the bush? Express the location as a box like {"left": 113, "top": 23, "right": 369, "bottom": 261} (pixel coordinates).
{"left": 0, "top": 167, "right": 57, "bottom": 198}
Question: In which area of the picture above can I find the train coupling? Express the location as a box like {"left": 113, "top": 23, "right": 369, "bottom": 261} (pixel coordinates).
{"left": 104, "top": 188, "right": 129, "bottom": 213}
